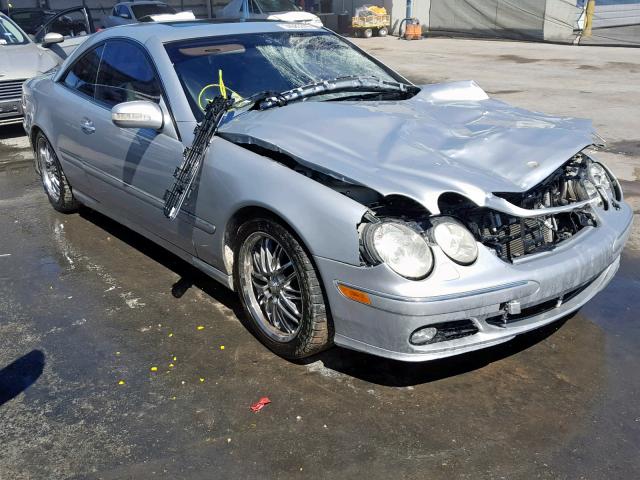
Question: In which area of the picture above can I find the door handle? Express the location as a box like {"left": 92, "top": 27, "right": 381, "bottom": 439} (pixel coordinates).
{"left": 80, "top": 118, "right": 95, "bottom": 134}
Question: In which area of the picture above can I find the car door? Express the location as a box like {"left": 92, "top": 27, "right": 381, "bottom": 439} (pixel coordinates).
{"left": 34, "top": 7, "right": 94, "bottom": 57}
{"left": 80, "top": 38, "right": 197, "bottom": 254}
{"left": 49, "top": 43, "right": 105, "bottom": 196}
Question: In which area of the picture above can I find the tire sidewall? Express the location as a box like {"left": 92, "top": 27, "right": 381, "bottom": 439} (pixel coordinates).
{"left": 37, "top": 133, "right": 62, "bottom": 208}
{"left": 36, "top": 132, "right": 75, "bottom": 212}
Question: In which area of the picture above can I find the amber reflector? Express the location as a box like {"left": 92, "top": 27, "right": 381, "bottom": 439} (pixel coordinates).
{"left": 337, "top": 284, "right": 371, "bottom": 305}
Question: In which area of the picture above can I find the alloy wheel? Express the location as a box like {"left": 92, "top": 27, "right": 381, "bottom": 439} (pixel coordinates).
{"left": 240, "top": 233, "right": 304, "bottom": 342}
{"left": 38, "top": 139, "right": 61, "bottom": 202}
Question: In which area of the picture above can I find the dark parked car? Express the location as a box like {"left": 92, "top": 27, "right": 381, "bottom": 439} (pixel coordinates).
{"left": 6, "top": 8, "right": 57, "bottom": 35}
{"left": 7, "top": 6, "right": 94, "bottom": 42}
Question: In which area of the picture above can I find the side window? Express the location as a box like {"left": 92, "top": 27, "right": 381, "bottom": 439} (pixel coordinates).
{"left": 112, "top": 6, "right": 118, "bottom": 16}
{"left": 95, "top": 40, "right": 162, "bottom": 108}
{"left": 62, "top": 44, "right": 104, "bottom": 98}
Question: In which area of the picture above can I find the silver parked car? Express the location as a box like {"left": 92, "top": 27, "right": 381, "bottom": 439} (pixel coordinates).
{"left": 23, "top": 20, "right": 632, "bottom": 362}
{"left": 103, "top": 1, "right": 177, "bottom": 27}
{"left": 0, "top": 10, "right": 92, "bottom": 126}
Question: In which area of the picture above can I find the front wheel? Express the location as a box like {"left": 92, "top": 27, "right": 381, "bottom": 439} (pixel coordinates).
{"left": 377, "top": 27, "right": 388, "bottom": 37}
{"left": 234, "top": 218, "right": 332, "bottom": 359}
{"left": 36, "top": 132, "right": 78, "bottom": 213}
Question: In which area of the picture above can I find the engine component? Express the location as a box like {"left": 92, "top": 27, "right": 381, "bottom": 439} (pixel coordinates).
{"left": 439, "top": 154, "right": 599, "bottom": 262}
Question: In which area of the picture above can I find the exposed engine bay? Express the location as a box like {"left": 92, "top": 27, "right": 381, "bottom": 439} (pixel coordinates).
{"left": 439, "top": 153, "right": 604, "bottom": 262}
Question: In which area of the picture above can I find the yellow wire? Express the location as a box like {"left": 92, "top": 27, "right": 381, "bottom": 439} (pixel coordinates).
{"left": 218, "top": 69, "right": 227, "bottom": 99}
{"left": 197, "top": 84, "right": 243, "bottom": 111}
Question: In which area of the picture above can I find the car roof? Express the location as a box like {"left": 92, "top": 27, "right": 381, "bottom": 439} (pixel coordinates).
{"left": 95, "top": 19, "right": 322, "bottom": 43}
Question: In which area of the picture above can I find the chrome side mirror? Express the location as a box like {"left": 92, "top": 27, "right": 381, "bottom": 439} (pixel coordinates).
{"left": 111, "top": 101, "right": 164, "bottom": 130}
{"left": 42, "top": 32, "right": 64, "bottom": 47}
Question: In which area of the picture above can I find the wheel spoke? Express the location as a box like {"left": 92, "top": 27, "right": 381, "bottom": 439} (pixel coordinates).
{"left": 269, "top": 300, "right": 280, "bottom": 328}
{"left": 275, "top": 260, "right": 292, "bottom": 274}
{"left": 277, "top": 302, "right": 300, "bottom": 329}
{"left": 271, "top": 243, "right": 283, "bottom": 270}
{"left": 275, "top": 301, "right": 297, "bottom": 333}
{"left": 279, "top": 292, "right": 301, "bottom": 319}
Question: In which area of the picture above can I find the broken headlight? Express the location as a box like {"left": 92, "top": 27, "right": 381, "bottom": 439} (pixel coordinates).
{"left": 588, "top": 161, "right": 616, "bottom": 205}
{"left": 431, "top": 218, "right": 478, "bottom": 265}
{"left": 362, "top": 222, "right": 433, "bottom": 280}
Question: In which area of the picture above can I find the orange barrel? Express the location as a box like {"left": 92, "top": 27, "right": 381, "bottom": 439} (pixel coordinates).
{"left": 404, "top": 20, "right": 422, "bottom": 40}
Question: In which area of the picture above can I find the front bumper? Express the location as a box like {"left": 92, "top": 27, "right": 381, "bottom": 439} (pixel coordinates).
{"left": 315, "top": 202, "right": 633, "bottom": 362}
{"left": 0, "top": 98, "right": 24, "bottom": 126}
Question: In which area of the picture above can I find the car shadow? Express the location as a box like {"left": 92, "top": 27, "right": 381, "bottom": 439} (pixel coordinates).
{"left": 0, "top": 124, "right": 27, "bottom": 141}
{"left": 0, "top": 350, "right": 45, "bottom": 406}
{"left": 78, "top": 207, "right": 572, "bottom": 386}
{"left": 79, "top": 207, "right": 243, "bottom": 318}
{"left": 296, "top": 315, "right": 574, "bottom": 387}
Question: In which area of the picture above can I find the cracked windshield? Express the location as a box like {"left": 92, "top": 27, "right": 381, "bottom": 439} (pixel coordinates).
{"left": 165, "top": 31, "right": 400, "bottom": 116}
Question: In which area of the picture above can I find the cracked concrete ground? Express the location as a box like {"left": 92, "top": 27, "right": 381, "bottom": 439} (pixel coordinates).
{"left": 1, "top": 38, "right": 639, "bottom": 479}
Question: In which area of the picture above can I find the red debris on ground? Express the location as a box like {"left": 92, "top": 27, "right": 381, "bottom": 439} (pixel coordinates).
{"left": 250, "top": 397, "right": 271, "bottom": 412}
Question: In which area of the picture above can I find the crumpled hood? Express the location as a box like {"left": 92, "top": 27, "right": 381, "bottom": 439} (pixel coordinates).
{"left": 221, "top": 81, "right": 594, "bottom": 213}
{"left": 0, "top": 43, "right": 59, "bottom": 80}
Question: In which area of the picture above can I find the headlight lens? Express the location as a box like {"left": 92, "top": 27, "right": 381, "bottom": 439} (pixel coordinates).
{"left": 366, "top": 222, "right": 433, "bottom": 280}
{"left": 432, "top": 219, "right": 479, "bottom": 265}
{"left": 588, "top": 162, "right": 616, "bottom": 202}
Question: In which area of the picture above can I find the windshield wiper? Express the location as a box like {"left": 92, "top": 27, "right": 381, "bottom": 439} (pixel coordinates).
{"left": 258, "top": 76, "right": 419, "bottom": 110}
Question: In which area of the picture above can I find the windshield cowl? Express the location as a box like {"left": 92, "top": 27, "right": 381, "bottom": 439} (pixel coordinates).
{"left": 258, "top": 76, "right": 420, "bottom": 110}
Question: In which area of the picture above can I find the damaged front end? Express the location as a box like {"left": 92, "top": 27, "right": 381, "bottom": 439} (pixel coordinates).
{"left": 354, "top": 152, "right": 623, "bottom": 276}
{"left": 438, "top": 152, "right": 622, "bottom": 263}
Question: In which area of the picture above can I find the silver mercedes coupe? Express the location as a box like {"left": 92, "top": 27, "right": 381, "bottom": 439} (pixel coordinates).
{"left": 22, "top": 20, "right": 633, "bottom": 362}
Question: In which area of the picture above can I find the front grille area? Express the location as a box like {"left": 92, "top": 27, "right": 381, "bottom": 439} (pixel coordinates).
{"left": 428, "top": 320, "right": 479, "bottom": 344}
{"left": 475, "top": 210, "right": 594, "bottom": 261}
{"left": 0, "top": 79, "right": 25, "bottom": 101}
{"left": 485, "top": 277, "right": 596, "bottom": 327}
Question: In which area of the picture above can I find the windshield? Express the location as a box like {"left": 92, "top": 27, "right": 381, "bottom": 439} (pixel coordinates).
{"left": 0, "top": 15, "right": 29, "bottom": 45}
{"left": 255, "top": 0, "right": 301, "bottom": 12}
{"left": 165, "top": 31, "right": 402, "bottom": 118}
{"left": 132, "top": 4, "right": 176, "bottom": 19}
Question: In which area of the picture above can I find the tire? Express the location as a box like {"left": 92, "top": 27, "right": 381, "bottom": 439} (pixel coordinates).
{"left": 363, "top": 28, "right": 373, "bottom": 38}
{"left": 377, "top": 27, "right": 388, "bottom": 37}
{"left": 233, "top": 217, "right": 332, "bottom": 359}
{"left": 353, "top": 29, "right": 361, "bottom": 38}
{"left": 36, "top": 132, "right": 78, "bottom": 213}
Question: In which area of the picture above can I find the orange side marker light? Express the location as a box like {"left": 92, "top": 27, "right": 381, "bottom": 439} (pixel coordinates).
{"left": 337, "top": 284, "right": 371, "bottom": 305}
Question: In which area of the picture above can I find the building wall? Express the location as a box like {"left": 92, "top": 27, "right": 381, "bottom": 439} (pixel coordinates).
{"left": 429, "top": 0, "right": 546, "bottom": 41}
{"left": 543, "top": 0, "right": 581, "bottom": 42}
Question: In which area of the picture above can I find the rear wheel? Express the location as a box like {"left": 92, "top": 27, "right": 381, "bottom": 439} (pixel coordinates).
{"left": 36, "top": 132, "right": 77, "bottom": 213}
{"left": 363, "top": 28, "right": 373, "bottom": 38}
{"left": 234, "top": 218, "right": 332, "bottom": 359}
